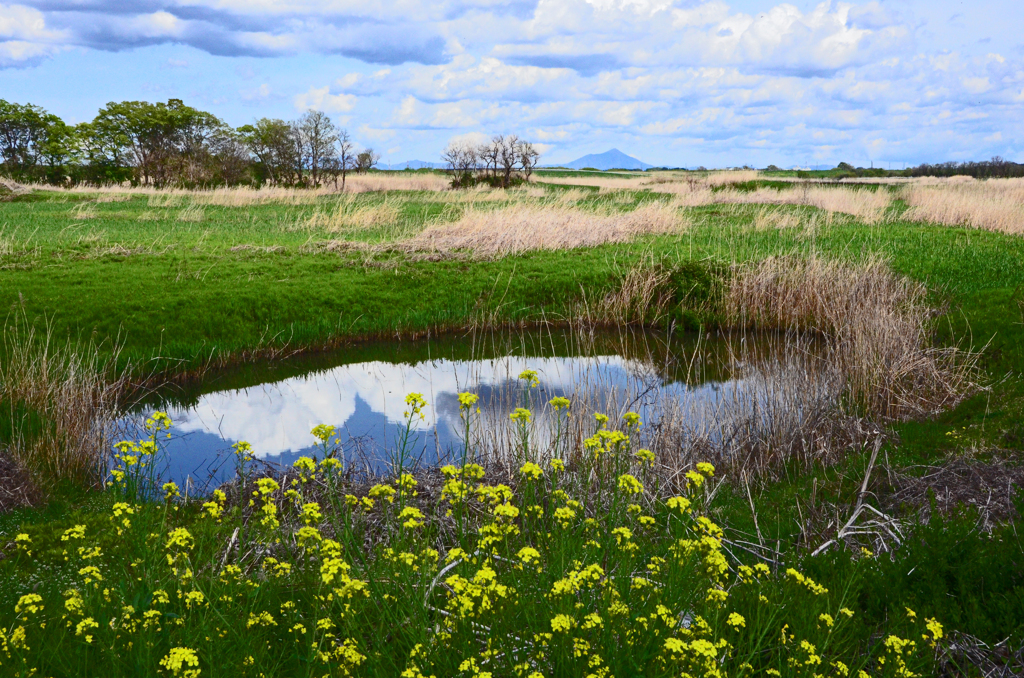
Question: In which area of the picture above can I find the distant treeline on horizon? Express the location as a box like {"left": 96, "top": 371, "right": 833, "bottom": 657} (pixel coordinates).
{"left": 1, "top": 98, "right": 1021, "bottom": 188}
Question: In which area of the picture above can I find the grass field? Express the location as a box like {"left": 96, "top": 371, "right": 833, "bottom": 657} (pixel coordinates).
{"left": 1, "top": 172, "right": 1023, "bottom": 676}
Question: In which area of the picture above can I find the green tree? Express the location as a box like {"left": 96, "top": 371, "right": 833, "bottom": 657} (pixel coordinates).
{"left": 237, "top": 118, "right": 299, "bottom": 185}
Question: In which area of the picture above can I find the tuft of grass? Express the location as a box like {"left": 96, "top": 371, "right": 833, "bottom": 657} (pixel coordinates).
{"left": 0, "top": 316, "right": 130, "bottom": 493}
{"left": 406, "top": 202, "right": 686, "bottom": 257}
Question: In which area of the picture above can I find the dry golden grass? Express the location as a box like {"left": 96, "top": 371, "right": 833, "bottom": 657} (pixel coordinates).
{"left": 725, "top": 255, "right": 979, "bottom": 421}
{"left": 538, "top": 171, "right": 892, "bottom": 222}
{"left": 901, "top": 177, "right": 1024, "bottom": 234}
{"left": 434, "top": 185, "right": 547, "bottom": 203}
{"left": 302, "top": 195, "right": 405, "bottom": 232}
{"left": 533, "top": 175, "right": 645, "bottom": 191}
{"left": 27, "top": 173, "right": 453, "bottom": 204}
{"left": 706, "top": 170, "right": 760, "bottom": 186}
{"left": 1, "top": 317, "right": 129, "bottom": 491}
{"left": 405, "top": 202, "right": 685, "bottom": 257}
{"left": 344, "top": 172, "right": 451, "bottom": 193}
{"left": 712, "top": 186, "right": 892, "bottom": 224}
{"left": 176, "top": 204, "right": 205, "bottom": 222}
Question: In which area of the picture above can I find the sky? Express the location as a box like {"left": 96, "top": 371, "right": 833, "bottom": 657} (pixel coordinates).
{"left": 1, "top": 0, "right": 1022, "bottom": 168}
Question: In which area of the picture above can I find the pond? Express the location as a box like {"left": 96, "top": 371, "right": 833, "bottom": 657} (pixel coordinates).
{"left": 123, "top": 327, "right": 776, "bottom": 490}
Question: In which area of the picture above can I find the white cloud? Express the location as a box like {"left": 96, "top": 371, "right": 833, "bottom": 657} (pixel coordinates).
{"left": 294, "top": 86, "right": 357, "bottom": 113}
{"left": 2, "top": 0, "right": 1022, "bottom": 164}
{"left": 0, "top": 2, "right": 66, "bottom": 66}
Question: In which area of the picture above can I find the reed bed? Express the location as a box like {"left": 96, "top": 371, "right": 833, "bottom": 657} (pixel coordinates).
{"left": 0, "top": 318, "right": 129, "bottom": 492}
{"left": 23, "top": 173, "right": 453, "bottom": 205}
{"left": 302, "top": 195, "right": 405, "bottom": 233}
{"left": 404, "top": 202, "right": 685, "bottom": 257}
{"left": 902, "top": 177, "right": 1024, "bottom": 234}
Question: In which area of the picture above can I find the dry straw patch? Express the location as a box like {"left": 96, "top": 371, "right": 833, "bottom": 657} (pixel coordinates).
{"left": 302, "top": 195, "right": 405, "bottom": 232}
{"left": 725, "top": 256, "right": 979, "bottom": 421}
{"left": 405, "top": 202, "right": 685, "bottom": 257}
{"left": 1, "top": 319, "right": 128, "bottom": 491}
{"left": 176, "top": 203, "right": 205, "bottom": 222}
{"left": 901, "top": 177, "right": 1024, "bottom": 234}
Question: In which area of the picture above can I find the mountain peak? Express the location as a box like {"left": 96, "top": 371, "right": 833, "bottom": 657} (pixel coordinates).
{"left": 561, "top": 149, "right": 652, "bottom": 171}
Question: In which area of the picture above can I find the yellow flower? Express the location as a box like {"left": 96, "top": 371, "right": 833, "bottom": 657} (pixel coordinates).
{"left": 301, "top": 502, "right": 323, "bottom": 525}
{"left": 310, "top": 424, "right": 336, "bottom": 443}
{"left": 819, "top": 613, "right": 835, "bottom": 628}
{"left": 458, "top": 392, "right": 480, "bottom": 410}
{"left": 61, "top": 525, "right": 87, "bottom": 542}
{"left": 924, "top": 618, "right": 944, "bottom": 647}
{"left": 15, "top": 593, "right": 44, "bottom": 615}
{"left": 623, "top": 411, "right": 642, "bottom": 428}
{"left": 247, "top": 611, "right": 277, "bottom": 628}
{"left": 685, "top": 470, "right": 705, "bottom": 489}
{"left": 184, "top": 591, "right": 206, "bottom": 609}
{"left": 166, "top": 528, "right": 195, "bottom": 552}
{"left": 76, "top": 617, "right": 99, "bottom": 643}
{"left": 519, "top": 462, "right": 543, "bottom": 479}
{"left": 404, "top": 393, "right": 428, "bottom": 419}
{"left": 635, "top": 448, "right": 655, "bottom": 466}
{"left": 517, "top": 547, "right": 541, "bottom": 565}
{"left": 727, "top": 612, "right": 746, "bottom": 628}
{"left": 617, "top": 474, "right": 644, "bottom": 495}
{"left": 510, "top": 407, "right": 532, "bottom": 424}
{"left": 518, "top": 369, "right": 540, "bottom": 387}
{"left": 666, "top": 496, "right": 691, "bottom": 514}
{"left": 550, "top": 614, "right": 574, "bottom": 633}
{"left": 79, "top": 565, "right": 104, "bottom": 586}
{"left": 399, "top": 506, "right": 425, "bottom": 529}
{"left": 296, "top": 526, "right": 322, "bottom": 547}
{"left": 785, "top": 568, "right": 828, "bottom": 595}
{"left": 695, "top": 462, "right": 715, "bottom": 476}
{"left": 549, "top": 396, "right": 570, "bottom": 410}
{"left": 163, "top": 482, "right": 180, "bottom": 500}
{"left": 706, "top": 588, "right": 728, "bottom": 605}
{"left": 549, "top": 458, "right": 565, "bottom": 472}
{"left": 159, "top": 647, "right": 201, "bottom": 678}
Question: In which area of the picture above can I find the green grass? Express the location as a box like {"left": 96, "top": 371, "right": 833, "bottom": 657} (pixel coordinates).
{"left": 0, "top": 418, "right": 963, "bottom": 678}
{"left": 4, "top": 190, "right": 1024, "bottom": 371}
{"left": 2, "top": 187, "right": 1024, "bottom": 673}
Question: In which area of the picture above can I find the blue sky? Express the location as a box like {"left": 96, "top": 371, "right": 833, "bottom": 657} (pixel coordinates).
{"left": 1, "top": 0, "right": 1021, "bottom": 167}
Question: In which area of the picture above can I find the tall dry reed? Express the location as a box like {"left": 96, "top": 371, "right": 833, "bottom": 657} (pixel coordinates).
{"left": 405, "top": 202, "right": 685, "bottom": 257}
{"left": 724, "top": 256, "right": 979, "bottom": 420}
{"left": 902, "top": 177, "right": 1024, "bottom": 234}
{"left": 302, "top": 195, "right": 405, "bottom": 232}
{"left": 0, "top": 318, "right": 129, "bottom": 491}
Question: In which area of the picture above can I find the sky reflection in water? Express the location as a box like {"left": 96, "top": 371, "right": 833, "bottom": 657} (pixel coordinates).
{"left": 126, "top": 333, "right": 739, "bottom": 488}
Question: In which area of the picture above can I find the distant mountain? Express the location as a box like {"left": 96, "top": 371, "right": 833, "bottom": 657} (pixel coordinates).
{"left": 561, "top": 149, "right": 652, "bottom": 171}
{"left": 386, "top": 160, "right": 443, "bottom": 170}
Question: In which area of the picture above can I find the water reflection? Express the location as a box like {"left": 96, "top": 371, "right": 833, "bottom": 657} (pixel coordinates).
{"left": 124, "top": 329, "right": 749, "bottom": 488}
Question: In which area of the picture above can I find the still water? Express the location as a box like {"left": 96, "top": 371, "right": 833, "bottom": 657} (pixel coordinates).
{"left": 124, "top": 328, "right": 752, "bottom": 488}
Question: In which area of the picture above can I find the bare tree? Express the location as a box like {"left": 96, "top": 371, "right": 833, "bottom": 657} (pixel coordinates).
{"left": 496, "top": 134, "right": 520, "bottom": 188}
{"left": 296, "top": 110, "right": 339, "bottom": 187}
{"left": 355, "top": 147, "right": 380, "bottom": 174}
{"left": 516, "top": 139, "right": 540, "bottom": 180}
{"left": 332, "top": 129, "right": 355, "bottom": 190}
{"left": 477, "top": 139, "right": 499, "bottom": 180}
{"left": 442, "top": 139, "right": 478, "bottom": 188}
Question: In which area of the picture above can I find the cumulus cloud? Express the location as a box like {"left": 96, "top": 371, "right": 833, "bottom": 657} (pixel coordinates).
{"left": 294, "top": 85, "right": 356, "bottom": 113}
{"left": 0, "top": 2, "right": 66, "bottom": 66}
{"left": 2, "top": 0, "right": 1022, "bottom": 165}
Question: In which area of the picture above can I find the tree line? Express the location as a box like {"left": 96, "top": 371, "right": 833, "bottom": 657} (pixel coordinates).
{"left": 442, "top": 135, "right": 541, "bottom": 188}
{"left": 0, "top": 98, "right": 381, "bottom": 188}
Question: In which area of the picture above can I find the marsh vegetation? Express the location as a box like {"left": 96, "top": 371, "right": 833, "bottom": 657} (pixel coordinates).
{"left": 0, "top": 171, "right": 1022, "bottom": 676}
